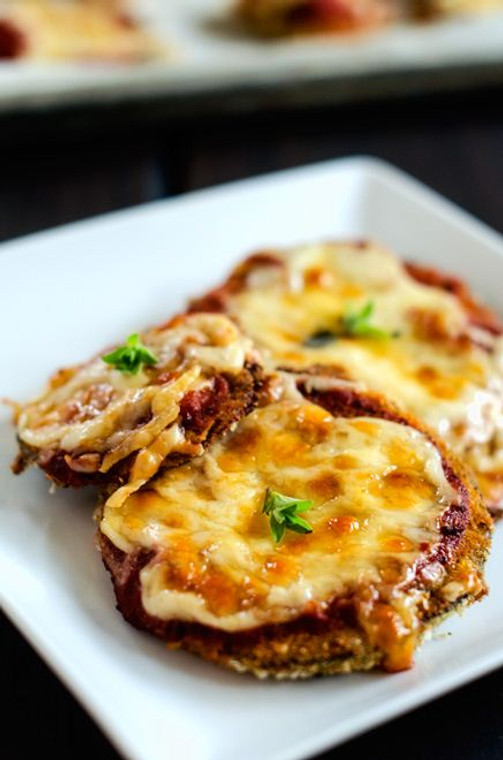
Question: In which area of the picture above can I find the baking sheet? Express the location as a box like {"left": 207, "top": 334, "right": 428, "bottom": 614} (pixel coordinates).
{"left": 0, "top": 1, "right": 502, "bottom": 113}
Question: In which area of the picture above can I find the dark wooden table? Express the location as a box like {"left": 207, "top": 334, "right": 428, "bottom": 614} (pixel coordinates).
{"left": 2, "top": 84, "right": 503, "bottom": 760}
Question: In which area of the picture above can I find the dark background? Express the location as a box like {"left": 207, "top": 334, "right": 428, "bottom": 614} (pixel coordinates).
{"left": 2, "top": 83, "right": 503, "bottom": 759}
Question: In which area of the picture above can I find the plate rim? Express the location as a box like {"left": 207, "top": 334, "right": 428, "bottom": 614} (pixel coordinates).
{"left": 0, "top": 154, "right": 502, "bottom": 260}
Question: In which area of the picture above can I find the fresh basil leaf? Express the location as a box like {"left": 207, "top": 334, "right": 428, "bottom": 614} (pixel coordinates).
{"left": 262, "top": 489, "right": 313, "bottom": 543}
{"left": 270, "top": 515, "right": 286, "bottom": 543}
{"left": 102, "top": 333, "right": 158, "bottom": 375}
{"left": 305, "top": 300, "right": 398, "bottom": 346}
{"left": 284, "top": 513, "right": 313, "bottom": 534}
{"left": 351, "top": 323, "right": 390, "bottom": 340}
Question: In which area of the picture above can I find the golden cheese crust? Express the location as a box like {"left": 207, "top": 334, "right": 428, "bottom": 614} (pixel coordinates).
{"left": 234, "top": 0, "right": 503, "bottom": 36}
{"left": 0, "top": 0, "right": 162, "bottom": 62}
{"left": 189, "top": 241, "right": 503, "bottom": 516}
{"left": 98, "top": 377, "right": 492, "bottom": 679}
{"left": 13, "top": 312, "right": 265, "bottom": 502}
{"left": 415, "top": 0, "right": 503, "bottom": 17}
{"left": 235, "top": 0, "right": 399, "bottom": 36}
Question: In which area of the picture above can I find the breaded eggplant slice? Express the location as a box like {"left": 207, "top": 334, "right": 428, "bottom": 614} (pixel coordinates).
{"left": 414, "top": 1, "right": 503, "bottom": 19}
{"left": 235, "top": 0, "right": 399, "bottom": 37}
{"left": 98, "top": 374, "right": 492, "bottom": 679}
{"left": 13, "top": 313, "right": 264, "bottom": 504}
{"left": 0, "top": 0, "right": 163, "bottom": 62}
{"left": 189, "top": 241, "right": 503, "bottom": 516}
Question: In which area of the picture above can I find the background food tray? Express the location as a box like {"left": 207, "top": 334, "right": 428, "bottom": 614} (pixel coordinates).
{"left": 1, "top": 1, "right": 503, "bottom": 114}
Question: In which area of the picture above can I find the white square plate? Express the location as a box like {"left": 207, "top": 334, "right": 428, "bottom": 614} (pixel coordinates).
{"left": 1, "top": 157, "right": 502, "bottom": 760}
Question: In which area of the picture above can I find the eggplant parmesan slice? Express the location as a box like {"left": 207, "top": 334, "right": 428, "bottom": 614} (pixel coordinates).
{"left": 98, "top": 375, "right": 491, "bottom": 678}
{"left": 0, "top": 0, "right": 162, "bottom": 62}
{"left": 13, "top": 313, "right": 264, "bottom": 503}
{"left": 414, "top": 1, "right": 503, "bottom": 18}
{"left": 235, "top": 0, "right": 398, "bottom": 36}
{"left": 189, "top": 242, "right": 503, "bottom": 516}
{"left": 234, "top": 0, "right": 502, "bottom": 36}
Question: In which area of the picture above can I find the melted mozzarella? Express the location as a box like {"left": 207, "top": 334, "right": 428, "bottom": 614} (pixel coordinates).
{"left": 0, "top": 0, "right": 161, "bottom": 61}
{"left": 236, "top": 0, "right": 395, "bottom": 35}
{"left": 101, "top": 395, "right": 459, "bottom": 636}
{"left": 225, "top": 242, "right": 503, "bottom": 507}
{"left": 426, "top": 1, "right": 503, "bottom": 14}
{"left": 17, "top": 313, "right": 256, "bottom": 499}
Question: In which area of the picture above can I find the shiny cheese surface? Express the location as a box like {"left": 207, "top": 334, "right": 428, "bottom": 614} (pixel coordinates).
{"left": 101, "top": 395, "right": 457, "bottom": 634}
{"left": 225, "top": 243, "right": 503, "bottom": 506}
{"left": 427, "top": 1, "right": 503, "bottom": 14}
{"left": 17, "top": 313, "right": 255, "bottom": 501}
{"left": 0, "top": 0, "right": 161, "bottom": 61}
{"left": 236, "top": 0, "right": 396, "bottom": 34}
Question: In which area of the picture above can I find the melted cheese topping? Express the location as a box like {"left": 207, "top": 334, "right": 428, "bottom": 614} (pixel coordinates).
{"left": 236, "top": 0, "right": 502, "bottom": 34}
{"left": 101, "top": 395, "right": 459, "bottom": 651}
{"left": 17, "top": 313, "right": 256, "bottom": 499}
{"left": 224, "top": 242, "right": 503, "bottom": 507}
{"left": 0, "top": 0, "right": 162, "bottom": 61}
{"left": 425, "top": 1, "right": 503, "bottom": 14}
{"left": 236, "top": 0, "right": 395, "bottom": 35}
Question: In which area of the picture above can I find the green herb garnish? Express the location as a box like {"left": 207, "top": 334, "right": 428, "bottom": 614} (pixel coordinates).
{"left": 262, "top": 488, "right": 313, "bottom": 543}
{"left": 102, "top": 333, "right": 158, "bottom": 375}
{"left": 339, "top": 300, "right": 392, "bottom": 340}
{"left": 303, "top": 300, "right": 398, "bottom": 347}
